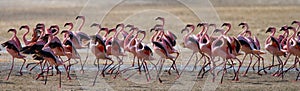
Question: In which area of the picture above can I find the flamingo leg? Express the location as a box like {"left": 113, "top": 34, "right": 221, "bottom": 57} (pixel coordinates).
{"left": 19, "top": 59, "right": 26, "bottom": 75}
{"left": 179, "top": 52, "right": 195, "bottom": 76}
{"left": 233, "top": 58, "right": 242, "bottom": 81}
{"left": 192, "top": 53, "right": 200, "bottom": 71}
{"left": 93, "top": 59, "right": 100, "bottom": 86}
{"left": 221, "top": 59, "right": 226, "bottom": 84}
{"left": 157, "top": 58, "right": 165, "bottom": 83}
{"left": 268, "top": 55, "right": 275, "bottom": 70}
{"left": 6, "top": 57, "right": 15, "bottom": 80}
{"left": 243, "top": 54, "right": 253, "bottom": 76}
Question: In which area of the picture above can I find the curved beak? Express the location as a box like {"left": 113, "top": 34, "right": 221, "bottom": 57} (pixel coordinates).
{"left": 181, "top": 28, "right": 188, "bottom": 33}
{"left": 197, "top": 23, "right": 203, "bottom": 27}
{"left": 19, "top": 25, "right": 28, "bottom": 30}
{"left": 292, "top": 21, "right": 299, "bottom": 25}
{"left": 266, "top": 27, "right": 273, "bottom": 33}
{"left": 61, "top": 30, "right": 69, "bottom": 34}
{"left": 64, "top": 22, "right": 73, "bottom": 27}
{"left": 8, "top": 29, "right": 16, "bottom": 33}
{"left": 221, "top": 23, "right": 230, "bottom": 27}
{"left": 155, "top": 17, "right": 163, "bottom": 21}
{"left": 116, "top": 23, "right": 124, "bottom": 29}
{"left": 90, "top": 23, "right": 100, "bottom": 27}
{"left": 76, "top": 16, "right": 84, "bottom": 20}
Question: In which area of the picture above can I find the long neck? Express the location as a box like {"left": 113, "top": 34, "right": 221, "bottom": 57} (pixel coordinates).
{"left": 150, "top": 31, "right": 159, "bottom": 42}
{"left": 198, "top": 26, "right": 206, "bottom": 36}
{"left": 124, "top": 30, "right": 135, "bottom": 46}
{"left": 224, "top": 25, "right": 231, "bottom": 35}
{"left": 22, "top": 28, "right": 30, "bottom": 44}
{"left": 78, "top": 18, "right": 85, "bottom": 31}
{"left": 69, "top": 25, "right": 73, "bottom": 31}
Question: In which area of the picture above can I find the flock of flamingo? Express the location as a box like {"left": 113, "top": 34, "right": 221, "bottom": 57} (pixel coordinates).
{"left": 1, "top": 15, "right": 300, "bottom": 88}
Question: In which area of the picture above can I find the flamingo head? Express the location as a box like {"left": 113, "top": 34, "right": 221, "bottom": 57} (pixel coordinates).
{"left": 50, "top": 25, "right": 59, "bottom": 30}
{"left": 213, "top": 29, "right": 225, "bottom": 34}
{"left": 19, "top": 25, "right": 29, "bottom": 30}
{"left": 36, "top": 23, "right": 45, "bottom": 28}
{"left": 8, "top": 29, "right": 17, "bottom": 33}
{"left": 126, "top": 24, "right": 134, "bottom": 29}
{"left": 116, "top": 23, "right": 124, "bottom": 29}
{"left": 186, "top": 24, "right": 195, "bottom": 29}
{"left": 221, "top": 22, "right": 231, "bottom": 28}
{"left": 61, "top": 30, "right": 70, "bottom": 34}
{"left": 209, "top": 23, "right": 216, "bottom": 29}
{"left": 181, "top": 28, "right": 189, "bottom": 33}
{"left": 292, "top": 20, "right": 300, "bottom": 25}
{"left": 76, "top": 16, "right": 85, "bottom": 20}
{"left": 90, "top": 23, "right": 100, "bottom": 28}
{"left": 279, "top": 25, "right": 288, "bottom": 31}
{"left": 155, "top": 17, "right": 164, "bottom": 21}
{"left": 108, "top": 28, "right": 116, "bottom": 34}
{"left": 287, "top": 26, "right": 296, "bottom": 30}
{"left": 197, "top": 23, "right": 208, "bottom": 27}
{"left": 238, "top": 22, "right": 248, "bottom": 29}
{"left": 266, "top": 27, "right": 276, "bottom": 33}
{"left": 64, "top": 22, "right": 73, "bottom": 27}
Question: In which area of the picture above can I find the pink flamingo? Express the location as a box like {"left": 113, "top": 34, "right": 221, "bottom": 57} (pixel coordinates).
{"left": 264, "top": 27, "right": 286, "bottom": 77}
{"left": 90, "top": 32, "right": 114, "bottom": 86}
{"left": 151, "top": 28, "right": 179, "bottom": 83}
{"left": 75, "top": 16, "right": 91, "bottom": 44}
{"left": 64, "top": 22, "right": 85, "bottom": 49}
{"left": 210, "top": 29, "right": 242, "bottom": 83}
{"left": 19, "top": 25, "right": 40, "bottom": 46}
{"left": 1, "top": 29, "right": 26, "bottom": 80}
{"left": 179, "top": 24, "right": 205, "bottom": 76}
{"left": 237, "top": 22, "right": 266, "bottom": 76}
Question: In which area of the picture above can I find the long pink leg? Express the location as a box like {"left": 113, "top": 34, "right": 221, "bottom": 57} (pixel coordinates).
{"left": 243, "top": 54, "right": 253, "bottom": 76}
{"left": 19, "top": 59, "right": 26, "bottom": 75}
{"left": 6, "top": 57, "right": 15, "bottom": 80}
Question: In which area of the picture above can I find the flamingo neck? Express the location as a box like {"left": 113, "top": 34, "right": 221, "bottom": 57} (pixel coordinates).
{"left": 78, "top": 18, "right": 85, "bottom": 31}
{"left": 22, "top": 28, "right": 30, "bottom": 44}
{"left": 150, "top": 31, "right": 159, "bottom": 42}
{"left": 224, "top": 25, "right": 231, "bottom": 35}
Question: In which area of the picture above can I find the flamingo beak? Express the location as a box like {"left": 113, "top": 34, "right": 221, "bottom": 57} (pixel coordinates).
{"left": 19, "top": 26, "right": 26, "bottom": 30}
{"left": 292, "top": 21, "right": 299, "bottom": 25}
{"left": 266, "top": 28, "right": 272, "bottom": 33}
{"left": 8, "top": 29, "right": 16, "bottom": 33}
{"left": 90, "top": 23, "right": 99, "bottom": 27}
{"left": 155, "top": 17, "right": 163, "bottom": 20}
{"left": 61, "top": 30, "right": 69, "bottom": 34}
{"left": 116, "top": 23, "right": 124, "bottom": 29}
{"left": 181, "top": 28, "right": 187, "bottom": 33}
{"left": 287, "top": 26, "right": 295, "bottom": 30}
{"left": 64, "top": 23, "right": 72, "bottom": 27}
{"left": 76, "top": 16, "right": 83, "bottom": 20}
{"left": 197, "top": 23, "right": 202, "bottom": 27}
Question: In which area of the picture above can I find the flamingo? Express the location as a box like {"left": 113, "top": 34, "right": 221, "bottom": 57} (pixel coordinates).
{"left": 19, "top": 25, "right": 39, "bottom": 46}
{"left": 151, "top": 28, "right": 179, "bottom": 83}
{"left": 1, "top": 29, "right": 26, "bottom": 80}
{"left": 210, "top": 29, "right": 242, "bottom": 83}
{"left": 90, "top": 33, "right": 114, "bottom": 86}
{"left": 279, "top": 26, "right": 300, "bottom": 79}
{"left": 126, "top": 30, "right": 155, "bottom": 81}
{"left": 33, "top": 32, "right": 73, "bottom": 88}
{"left": 197, "top": 23, "right": 215, "bottom": 78}
{"left": 64, "top": 22, "right": 85, "bottom": 49}
{"left": 179, "top": 24, "right": 204, "bottom": 76}
{"left": 237, "top": 22, "right": 266, "bottom": 76}
{"left": 105, "top": 27, "right": 127, "bottom": 78}
{"left": 75, "top": 16, "right": 91, "bottom": 45}
{"left": 264, "top": 27, "right": 286, "bottom": 77}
